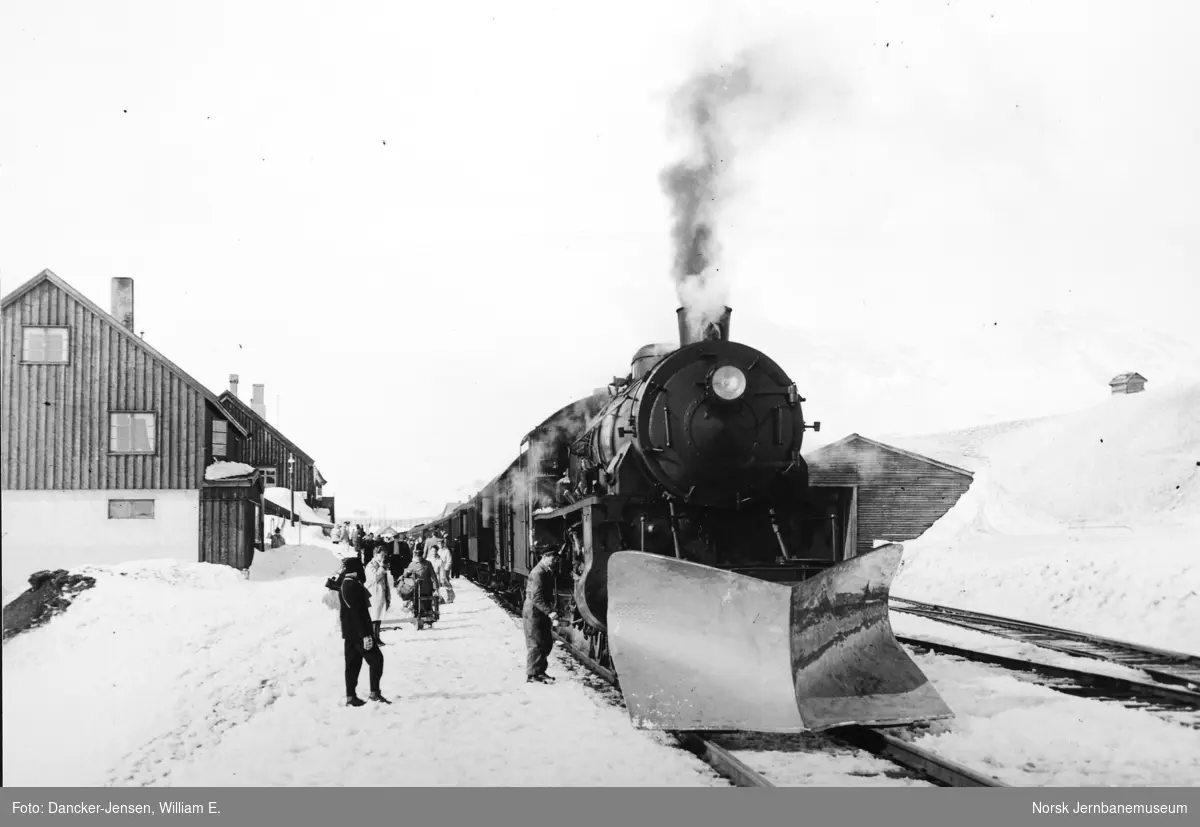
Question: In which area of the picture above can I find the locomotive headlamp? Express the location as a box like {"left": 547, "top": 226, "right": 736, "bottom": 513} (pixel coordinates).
{"left": 711, "top": 365, "right": 748, "bottom": 401}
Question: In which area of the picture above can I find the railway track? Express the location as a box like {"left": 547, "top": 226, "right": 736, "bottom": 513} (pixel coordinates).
{"left": 890, "top": 596, "right": 1200, "bottom": 691}
{"left": 896, "top": 635, "right": 1200, "bottom": 723}
{"left": 473, "top": 577, "right": 1006, "bottom": 788}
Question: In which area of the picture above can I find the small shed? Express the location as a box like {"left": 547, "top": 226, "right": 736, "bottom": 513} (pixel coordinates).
{"left": 1109, "top": 373, "right": 1147, "bottom": 395}
{"left": 199, "top": 469, "right": 265, "bottom": 573}
{"left": 803, "top": 434, "right": 974, "bottom": 559}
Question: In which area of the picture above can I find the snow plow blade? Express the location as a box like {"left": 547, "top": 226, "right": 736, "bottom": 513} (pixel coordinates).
{"left": 606, "top": 545, "right": 953, "bottom": 732}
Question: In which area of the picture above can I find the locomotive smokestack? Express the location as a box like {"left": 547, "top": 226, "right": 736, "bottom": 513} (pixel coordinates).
{"left": 677, "top": 306, "right": 731, "bottom": 346}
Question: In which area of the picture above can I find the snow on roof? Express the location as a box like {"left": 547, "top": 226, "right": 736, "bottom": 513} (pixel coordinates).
{"left": 204, "top": 461, "right": 256, "bottom": 481}
{"left": 263, "top": 487, "right": 334, "bottom": 527}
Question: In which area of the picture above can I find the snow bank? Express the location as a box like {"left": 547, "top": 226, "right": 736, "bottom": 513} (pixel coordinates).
{"left": 891, "top": 382, "right": 1200, "bottom": 653}
{"left": 204, "top": 461, "right": 255, "bottom": 481}
{"left": 2, "top": 552, "right": 723, "bottom": 787}
{"left": 901, "top": 650, "right": 1200, "bottom": 786}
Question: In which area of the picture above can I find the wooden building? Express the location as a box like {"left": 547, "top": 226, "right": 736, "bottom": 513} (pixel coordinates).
{"left": 218, "top": 382, "right": 326, "bottom": 512}
{"left": 1109, "top": 372, "right": 1147, "bottom": 395}
{"left": 1, "top": 270, "right": 265, "bottom": 591}
{"left": 802, "top": 434, "right": 973, "bottom": 560}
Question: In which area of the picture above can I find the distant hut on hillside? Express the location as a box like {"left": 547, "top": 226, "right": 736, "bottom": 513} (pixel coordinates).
{"left": 1109, "top": 372, "right": 1147, "bottom": 395}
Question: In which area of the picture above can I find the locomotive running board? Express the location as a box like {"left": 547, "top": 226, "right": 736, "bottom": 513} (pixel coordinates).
{"left": 606, "top": 546, "right": 954, "bottom": 733}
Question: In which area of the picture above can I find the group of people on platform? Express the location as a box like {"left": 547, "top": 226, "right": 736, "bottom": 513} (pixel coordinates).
{"left": 324, "top": 519, "right": 564, "bottom": 703}
{"left": 326, "top": 524, "right": 462, "bottom": 707}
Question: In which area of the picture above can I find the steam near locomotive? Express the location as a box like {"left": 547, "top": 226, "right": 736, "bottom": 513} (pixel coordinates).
{"left": 408, "top": 306, "right": 953, "bottom": 733}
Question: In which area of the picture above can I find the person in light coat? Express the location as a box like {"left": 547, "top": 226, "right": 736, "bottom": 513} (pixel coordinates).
{"left": 365, "top": 551, "right": 392, "bottom": 647}
{"left": 435, "top": 545, "right": 452, "bottom": 587}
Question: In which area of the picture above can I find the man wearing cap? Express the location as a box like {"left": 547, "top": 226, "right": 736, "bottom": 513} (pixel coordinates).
{"left": 523, "top": 546, "right": 561, "bottom": 684}
{"left": 339, "top": 561, "right": 389, "bottom": 706}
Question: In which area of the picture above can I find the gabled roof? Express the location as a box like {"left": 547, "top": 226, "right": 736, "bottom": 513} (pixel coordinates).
{"left": 1109, "top": 372, "right": 1146, "bottom": 384}
{"left": 218, "top": 390, "right": 315, "bottom": 464}
{"left": 804, "top": 433, "right": 974, "bottom": 478}
{"left": 1, "top": 269, "right": 247, "bottom": 436}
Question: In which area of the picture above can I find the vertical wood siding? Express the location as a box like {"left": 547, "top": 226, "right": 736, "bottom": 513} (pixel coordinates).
{"left": 199, "top": 484, "right": 257, "bottom": 570}
{"left": 219, "top": 398, "right": 318, "bottom": 503}
{"left": 807, "top": 438, "right": 973, "bottom": 558}
{"left": 2, "top": 280, "right": 208, "bottom": 490}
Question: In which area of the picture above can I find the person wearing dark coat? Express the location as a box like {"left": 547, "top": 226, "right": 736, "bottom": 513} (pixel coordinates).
{"left": 523, "top": 547, "right": 560, "bottom": 683}
{"left": 362, "top": 533, "right": 383, "bottom": 567}
{"left": 387, "top": 546, "right": 407, "bottom": 586}
{"left": 339, "top": 566, "right": 388, "bottom": 706}
{"left": 402, "top": 550, "right": 440, "bottom": 603}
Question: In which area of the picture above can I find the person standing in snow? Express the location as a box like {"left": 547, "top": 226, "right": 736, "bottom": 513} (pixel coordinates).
{"left": 523, "top": 546, "right": 560, "bottom": 684}
{"left": 338, "top": 563, "right": 388, "bottom": 706}
{"left": 388, "top": 544, "right": 407, "bottom": 587}
{"left": 365, "top": 550, "right": 392, "bottom": 647}
{"left": 434, "top": 544, "right": 452, "bottom": 587}
{"left": 402, "top": 548, "right": 440, "bottom": 615}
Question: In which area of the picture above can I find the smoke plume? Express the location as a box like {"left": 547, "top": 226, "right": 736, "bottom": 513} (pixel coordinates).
{"left": 660, "top": 51, "right": 797, "bottom": 337}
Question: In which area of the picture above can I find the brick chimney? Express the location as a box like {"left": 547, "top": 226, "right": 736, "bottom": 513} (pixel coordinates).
{"left": 111, "top": 278, "right": 135, "bottom": 332}
{"left": 229, "top": 374, "right": 239, "bottom": 398}
{"left": 251, "top": 384, "right": 266, "bottom": 419}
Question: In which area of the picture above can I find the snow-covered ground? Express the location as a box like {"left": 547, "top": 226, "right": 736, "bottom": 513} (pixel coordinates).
{"left": 2, "top": 539, "right": 725, "bottom": 787}
{"left": 894, "top": 649, "right": 1200, "bottom": 786}
{"left": 889, "top": 381, "right": 1200, "bottom": 654}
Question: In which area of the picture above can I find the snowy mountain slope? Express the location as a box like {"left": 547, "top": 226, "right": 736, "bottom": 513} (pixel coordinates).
{"left": 889, "top": 381, "right": 1200, "bottom": 652}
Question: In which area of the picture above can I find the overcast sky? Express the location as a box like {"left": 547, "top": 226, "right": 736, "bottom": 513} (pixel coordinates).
{"left": 3, "top": 0, "right": 1198, "bottom": 518}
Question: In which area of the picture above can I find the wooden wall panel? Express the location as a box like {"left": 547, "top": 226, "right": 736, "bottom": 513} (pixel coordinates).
{"left": 808, "top": 437, "right": 973, "bottom": 558}
{"left": 219, "top": 397, "right": 320, "bottom": 503}
{"left": 1, "top": 279, "right": 235, "bottom": 491}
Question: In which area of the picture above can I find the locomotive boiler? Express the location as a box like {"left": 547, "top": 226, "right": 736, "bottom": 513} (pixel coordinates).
{"left": 559, "top": 307, "right": 825, "bottom": 632}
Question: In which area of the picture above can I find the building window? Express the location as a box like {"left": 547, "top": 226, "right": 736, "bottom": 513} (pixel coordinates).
{"left": 109, "top": 499, "right": 155, "bottom": 519}
{"left": 22, "top": 327, "right": 70, "bottom": 363}
{"left": 259, "top": 467, "right": 277, "bottom": 487}
{"left": 212, "top": 420, "right": 228, "bottom": 458}
{"left": 109, "top": 412, "right": 156, "bottom": 453}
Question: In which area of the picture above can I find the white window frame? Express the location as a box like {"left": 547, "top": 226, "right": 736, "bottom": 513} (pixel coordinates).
{"left": 22, "top": 326, "right": 70, "bottom": 364}
{"left": 212, "top": 419, "right": 228, "bottom": 458}
{"left": 109, "top": 412, "right": 157, "bottom": 454}
{"left": 108, "top": 499, "right": 155, "bottom": 519}
{"left": 258, "top": 467, "right": 278, "bottom": 487}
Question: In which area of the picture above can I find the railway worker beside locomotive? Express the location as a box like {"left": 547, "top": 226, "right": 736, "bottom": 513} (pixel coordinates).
{"left": 523, "top": 545, "right": 561, "bottom": 684}
{"left": 337, "top": 560, "right": 389, "bottom": 706}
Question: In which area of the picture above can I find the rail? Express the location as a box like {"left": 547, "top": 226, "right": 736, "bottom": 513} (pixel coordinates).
{"left": 896, "top": 635, "right": 1200, "bottom": 714}
{"left": 890, "top": 596, "right": 1200, "bottom": 689}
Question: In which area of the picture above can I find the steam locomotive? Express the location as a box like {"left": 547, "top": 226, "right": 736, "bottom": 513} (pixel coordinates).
{"left": 408, "top": 306, "right": 837, "bottom": 670}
